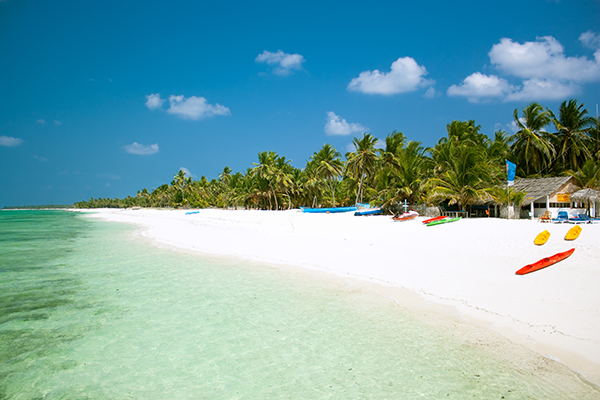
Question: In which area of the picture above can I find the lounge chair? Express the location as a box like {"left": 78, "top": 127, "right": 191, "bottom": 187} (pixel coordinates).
{"left": 552, "top": 211, "right": 570, "bottom": 224}
{"left": 538, "top": 210, "right": 552, "bottom": 223}
{"left": 571, "top": 214, "right": 599, "bottom": 224}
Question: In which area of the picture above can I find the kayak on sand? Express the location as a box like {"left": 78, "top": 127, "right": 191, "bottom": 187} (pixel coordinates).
{"left": 515, "top": 248, "right": 575, "bottom": 275}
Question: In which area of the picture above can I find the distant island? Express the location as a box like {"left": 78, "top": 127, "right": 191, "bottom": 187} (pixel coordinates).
{"left": 2, "top": 205, "right": 73, "bottom": 210}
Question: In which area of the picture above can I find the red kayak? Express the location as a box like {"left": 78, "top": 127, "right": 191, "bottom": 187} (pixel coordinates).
{"left": 422, "top": 216, "right": 447, "bottom": 224}
{"left": 515, "top": 248, "right": 575, "bottom": 275}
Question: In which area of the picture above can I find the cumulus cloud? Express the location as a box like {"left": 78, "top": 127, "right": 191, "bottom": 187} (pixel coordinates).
{"left": 145, "top": 93, "right": 165, "bottom": 110}
{"left": 347, "top": 57, "right": 434, "bottom": 95}
{"left": 505, "top": 79, "right": 579, "bottom": 101}
{"left": 255, "top": 50, "right": 305, "bottom": 76}
{"left": 124, "top": 142, "right": 159, "bottom": 155}
{"left": 449, "top": 32, "right": 600, "bottom": 102}
{"left": 580, "top": 31, "right": 600, "bottom": 50}
{"left": 489, "top": 36, "right": 600, "bottom": 82}
{"left": 0, "top": 135, "right": 23, "bottom": 147}
{"left": 166, "top": 95, "right": 231, "bottom": 120}
{"left": 145, "top": 94, "right": 231, "bottom": 120}
{"left": 447, "top": 72, "right": 515, "bottom": 103}
{"left": 324, "top": 111, "right": 367, "bottom": 136}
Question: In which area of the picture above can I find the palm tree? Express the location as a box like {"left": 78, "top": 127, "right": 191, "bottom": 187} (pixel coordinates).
{"left": 510, "top": 102, "right": 555, "bottom": 176}
{"left": 564, "top": 159, "right": 600, "bottom": 189}
{"left": 549, "top": 99, "right": 594, "bottom": 172}
{"left": 428, "top": 142, "right": 491, "bottom": 211}
{"left": 310, "top": 144, "right": 344, "bottom": 207}
{"left": 272, "top": 155, "right": 294, "bottom": 209}
{"left": 346, "top": 133, "right": 379, "bottom": 205}
{"left": 172, "top": 169, "right": 191, "bottom": 206}
{"left": 251, "top": 151, "right": 277, "bottom": 209}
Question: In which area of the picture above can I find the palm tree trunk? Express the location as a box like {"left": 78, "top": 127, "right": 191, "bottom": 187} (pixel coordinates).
{"left": 271, "top": 186, "right": 278, "bottom": 210}
{"left": 329, "top": 179, "right": 336, "bottom": 207}
{"left": 355, "top": 166, "right": 365, "bottom": 205}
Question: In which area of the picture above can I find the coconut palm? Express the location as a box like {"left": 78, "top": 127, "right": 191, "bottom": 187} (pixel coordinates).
{"left": 549, "top": 99, "right": 594, "bottom": 172}
{"left": 310, "top": 144, "right": 344, "bottom": 207}
{"left": 564, "top": 159, "right": 600, "bottom": 189}
{"left": 510, "top": 102, "right": 555, "bottom": 176}
{"left": 428, "top": 142, "right": 491, "bottom": 210}
{"left": 171, "top": 169, "right": 191, "bottom": 206}
{"left": 346, "top": 133, "right": 379, "bottom": 204}
{"left": 250, "top": 151, "right": 278, "bottom": 209}
{"left": 272, "top": 155, "right": 295, "bottom": 209}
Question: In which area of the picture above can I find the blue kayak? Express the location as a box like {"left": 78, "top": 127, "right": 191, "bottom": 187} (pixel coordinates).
{"left": 354, "top": 208, "right": 383, "bottom": 216}
{"left": 301, "top": 206, "right": 358, "bottom": 213}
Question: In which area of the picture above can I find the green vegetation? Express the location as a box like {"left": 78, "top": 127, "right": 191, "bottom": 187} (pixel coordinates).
{"left": 75, "top": 99, "right": 600, "bottom": 212}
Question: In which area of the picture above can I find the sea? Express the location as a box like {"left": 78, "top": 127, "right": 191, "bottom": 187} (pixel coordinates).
{"left": 1, "top": 210, "right": 598, "bottom": 399}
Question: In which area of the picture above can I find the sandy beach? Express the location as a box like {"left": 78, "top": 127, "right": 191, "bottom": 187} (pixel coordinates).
{"left": 84, "top": 208, "right": 600, "bottom": 386}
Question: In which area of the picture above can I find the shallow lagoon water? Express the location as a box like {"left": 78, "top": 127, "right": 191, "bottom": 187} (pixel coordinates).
{"left": 1, "top": 210, "right": 598, "bottom": 399}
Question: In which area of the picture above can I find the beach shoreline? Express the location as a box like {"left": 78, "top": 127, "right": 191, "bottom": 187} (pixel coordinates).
{"left": 80, "top": 208, "right": 600, "bottom": 386}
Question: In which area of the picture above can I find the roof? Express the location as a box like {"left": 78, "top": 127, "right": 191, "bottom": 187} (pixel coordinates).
{"left": 512, "top": 176, "right": 578, "bottom": 205}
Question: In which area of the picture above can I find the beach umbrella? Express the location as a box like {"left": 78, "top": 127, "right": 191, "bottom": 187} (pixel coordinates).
{"left": 569, "top": 188, "right": 600, "bottom": 215}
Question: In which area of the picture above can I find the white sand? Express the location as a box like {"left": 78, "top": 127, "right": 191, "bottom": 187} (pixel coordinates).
{"left": 83, "top": 208, "right": 600, "bottom": 384}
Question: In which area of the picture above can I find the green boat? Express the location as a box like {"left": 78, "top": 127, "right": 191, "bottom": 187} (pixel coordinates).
{"left": 426, "top": 216, "right": 461, "bottom": 226}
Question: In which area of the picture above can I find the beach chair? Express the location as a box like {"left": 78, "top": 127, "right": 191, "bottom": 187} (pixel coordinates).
{"left": 573, "top": 214, "right": 599, "bottom": 224}
{"left": 551, "top": 211, "right": 569, "bottom": 224}
{"left": 538, "top": 210, "right": 551, "bottom": 223}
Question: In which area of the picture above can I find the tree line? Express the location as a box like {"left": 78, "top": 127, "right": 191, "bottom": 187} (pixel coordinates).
{"left": 75, "top": 99, "right": 600, "bottom": 212}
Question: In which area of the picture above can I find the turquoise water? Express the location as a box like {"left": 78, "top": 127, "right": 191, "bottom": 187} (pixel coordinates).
{"left": 1, "top": 211, "right": 598, "bottom": 399}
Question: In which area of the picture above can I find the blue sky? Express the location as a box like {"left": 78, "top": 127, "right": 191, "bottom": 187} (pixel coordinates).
{"left": 1, "top": 0, "right": 600, "bottom": 207}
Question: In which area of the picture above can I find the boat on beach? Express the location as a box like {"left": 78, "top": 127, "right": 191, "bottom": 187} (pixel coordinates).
{"left": 354, "top": 208, "right": 383, "bottom": 216}
{"left": 534, "top": 230, "right": 550, "bottom": 245}
{"left": 392, "top": 210, "right": 419, "bottom": 221}
{"left": 426, "top": 216, "right": 461, "bottom": 226}
{"left": 565, "top": 225, "right": 582, "bottom": 241}
{"left": 301, "top": 206, "right": 358, "bottom": 213}
{"left": 515, "top": 248, "right": 575, "bottom": 275}
{"left": 422, "top": 216, "right": 447, "bottom": 224}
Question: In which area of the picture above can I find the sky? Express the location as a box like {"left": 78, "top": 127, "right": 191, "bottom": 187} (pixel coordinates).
{"left": 1, "top": 0, "right": 600, "bottom": 207}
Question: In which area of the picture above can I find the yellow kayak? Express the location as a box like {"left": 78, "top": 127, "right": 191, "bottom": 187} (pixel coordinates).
{"left": 534, "top": 230, "right": 551, "bottom": 245}
{"left": 565, "top": 225, "right": 582, "bottom": 241}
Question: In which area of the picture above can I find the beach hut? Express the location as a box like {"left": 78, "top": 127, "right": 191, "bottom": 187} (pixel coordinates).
{"left": 511, "top": 176, "right": 583, "bottom": 219}
{"left": 569, "top": 188, "right": 600, "bottom": 217}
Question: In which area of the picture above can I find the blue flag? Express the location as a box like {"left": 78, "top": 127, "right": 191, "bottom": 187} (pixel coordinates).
{"left": 506, "top": 160, "right": 516, "bottom": 186}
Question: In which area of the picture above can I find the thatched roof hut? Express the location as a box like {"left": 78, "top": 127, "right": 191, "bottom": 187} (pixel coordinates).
{"left": 511, "top": 176, "right": 580, "bottom": 206}
{"left": 570, "top": 188, "right": 600, "bottom": 203}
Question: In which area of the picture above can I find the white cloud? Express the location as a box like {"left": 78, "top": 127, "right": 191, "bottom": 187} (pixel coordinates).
{"left": 580, "top": 31, "right": 600, "bottom": 50}
{"left": 489, "top": 35, "right": 600, "bottom": 82}
{"left": 347, "top": 57, "right": 434, "bottom": 95}
{"left": 166, "top": 95, "right": 231, "bottom": 120}
{"left": 54, "top": 120, "right": 62, "bottom": 125}
{"left": 505, "top": 79, "right": 579, "bottom": 101}
{"left": 145, "top": 93, "right": 165, "bottom": 110}
{"left": 324, "top": 111, "right": 367, "bottom": 136}
{"left": 449, "top": 32, "right": 600, "bottom": 102}
{"left": 255, "top": 50, "right": 305, "bottom": 76}
{"left": 0, "top": 135, "right": 23, "bottom": 147}
{"left": 36, "top": 119, "right": 46, "bottom": 124}
{"left": 124, "top": 142, "right": 159, "bottom": 155}
{"left": 423, "top": 87, "right": 437, "bottom": 98}
{"left": 447, "top": 72, "right": 514, "bottom": 102}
